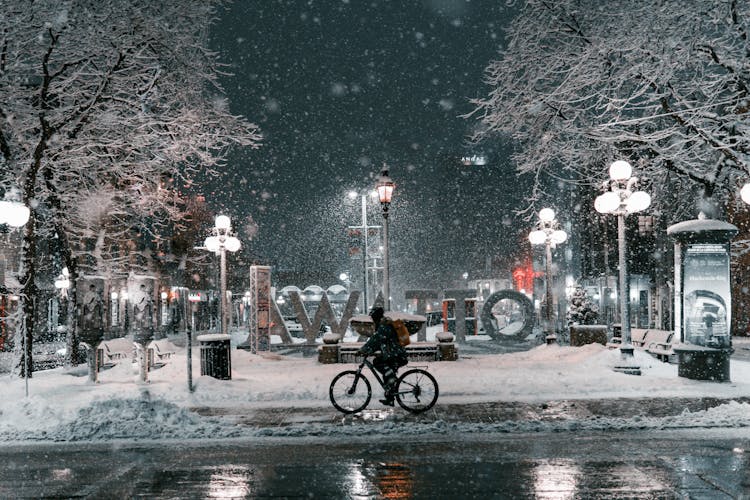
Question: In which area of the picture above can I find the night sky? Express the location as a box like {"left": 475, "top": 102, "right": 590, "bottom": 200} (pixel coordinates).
{"left": 207, "top": 0, "right": 525, "bottom": 298}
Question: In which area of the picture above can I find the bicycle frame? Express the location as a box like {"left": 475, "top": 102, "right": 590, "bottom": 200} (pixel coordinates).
{"left": 354, "top": 357, "right": 387, "bottom": 391}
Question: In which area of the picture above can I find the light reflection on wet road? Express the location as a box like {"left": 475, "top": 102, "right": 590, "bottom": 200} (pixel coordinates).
{"left": 2, "top": 430, "right": 750, "bottom": 498}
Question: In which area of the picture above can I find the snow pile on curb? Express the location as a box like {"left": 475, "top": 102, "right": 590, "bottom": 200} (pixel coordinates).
{"left": 3, "top": 396, "right": 750, "bottom": 443}
{"left": 0, "top": 394, "right": 243, "bottom": 442}
{"left": 2, "top": 341, "right": 750, "bottom": 442}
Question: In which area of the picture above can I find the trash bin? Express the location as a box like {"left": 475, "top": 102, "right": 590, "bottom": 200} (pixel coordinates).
{"left": 197, "top": 334, "right": 232, "bottom": 380}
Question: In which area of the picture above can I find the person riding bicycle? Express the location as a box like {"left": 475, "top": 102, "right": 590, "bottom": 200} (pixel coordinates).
{"left": 357, "top": 306, "right": 408, "bottom": 406}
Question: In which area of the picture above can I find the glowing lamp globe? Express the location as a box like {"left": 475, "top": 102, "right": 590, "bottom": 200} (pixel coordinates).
{"left": 224, "top": 236, "right": 241, "bottom": 253}
{"left": 528, "top": 230, "right": 547, "bottom": 245}
{"left": 0, "top": 201, "right": 30, "bottom": 227}
{"left": 741, "top": 183, "right": 750, "bottom": 205}
{"left": 626, "top": 191, "right": 651, "bottom": 214}
{"left": 609, "top": 160, "right": 632, "bottom": 181}
{"left": 214, "top": 215, "right": 231, "bottom": 231}
{"left": 538, "top": 208, "right": 555, "bottom": 223}
{"left": 204, "top": 236, "right": 220, "bottom": 253}
{"left": 594, "top": 191, "right": 620, "bottom": 214}
{"left": 551, "top": 230, "right": 568, "bottom": 245}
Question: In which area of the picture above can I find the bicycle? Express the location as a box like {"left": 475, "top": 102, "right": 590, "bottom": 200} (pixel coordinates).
{"left": 329, "top": 354, "right": 439, "bottom": 414}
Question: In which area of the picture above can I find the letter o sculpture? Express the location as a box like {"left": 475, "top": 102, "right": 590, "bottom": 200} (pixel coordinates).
{"left": 480, "top": 290, "right": 535, "bottom": 341}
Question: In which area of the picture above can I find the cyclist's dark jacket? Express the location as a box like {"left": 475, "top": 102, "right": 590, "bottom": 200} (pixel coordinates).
{"left": 359, "top": 318, "right": 408, "bottom": 368}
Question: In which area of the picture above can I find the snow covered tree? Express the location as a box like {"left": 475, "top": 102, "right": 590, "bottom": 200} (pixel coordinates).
{"left": 567, "top": 286, "right": 598, "bottom": 325}
{"left": 0, "top": 1, "right": 261, "bottom": 375}
{"left": 470, "top": 0, "right": 750, "bottom": 219}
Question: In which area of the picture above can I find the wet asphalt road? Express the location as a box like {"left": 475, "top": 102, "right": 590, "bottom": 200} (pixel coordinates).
{"left": 2, "top": 430, "right": 750, "bottom": 498}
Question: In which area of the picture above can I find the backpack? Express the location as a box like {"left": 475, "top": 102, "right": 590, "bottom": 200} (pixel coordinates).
{"left": 392, "top": 318, "right": 411, "bottom": 346}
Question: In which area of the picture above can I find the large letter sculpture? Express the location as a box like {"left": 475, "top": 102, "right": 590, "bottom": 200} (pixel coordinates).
{"left": 480, "top": 290, "right": 535, "bottom": 341}
{"left": 404, "top": 289, "right": 439, "bottom": 341}
{"left": 288, "top": 290, "right": 361, "bottom": 343}
{"left": 443, "top": 289, "right": 475, "bottom": 344}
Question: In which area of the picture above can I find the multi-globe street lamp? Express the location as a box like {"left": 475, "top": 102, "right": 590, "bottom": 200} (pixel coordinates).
{"left": 376, "top": 167, "right": 395, "bottom": 311}
{"left": 528, "top": 208, "right": 567, "bottom": 344}
{"left": 204, "top": 215, "right": 241, "bottom": 337}
{"left": 594, "top": 160, "right": 651, "bottom": 365}
{"left": 347, "top": 189, "right": 379, "bottom": 312}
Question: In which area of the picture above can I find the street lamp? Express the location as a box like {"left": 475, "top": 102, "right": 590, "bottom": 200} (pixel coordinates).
{"left": 0, "top": 197, "right": 31, "bottom": 228}
{"left": 204, "top": 215, "right": 241, "bottom": 337}
{"left": 594, "top": 160, "right": 651, "bottom": 366}
{"left": 339, "top": 272, "right": 351, "bottom": 290}
{"left": 528, "top": 208, "right": 567, "bottom": 343}
{"left": 376, "top": 166, "right": 395, "bottom": 310}
{"left": 54, "top": 267, "right": 70, "bottom": 298}
{"left": 1, "top": 193, "right": 31, "bottom": 393}
{"left": 347, "top": 189, "right": 379, "bottom": 312}
{"left": 741, "top": 183, "right": 750, "bottom": 205}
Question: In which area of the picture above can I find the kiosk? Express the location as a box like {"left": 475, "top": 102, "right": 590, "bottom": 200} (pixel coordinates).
{"left": 667, "top": 214, "right": 737, "bottom": 381}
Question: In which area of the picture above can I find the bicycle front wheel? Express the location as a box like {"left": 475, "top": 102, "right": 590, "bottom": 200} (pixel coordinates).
{"left": 395, "top": 368, "right": 439, "bottom": 413}
{"left": 329, "top": 370, "right": 371, "bottom": 414}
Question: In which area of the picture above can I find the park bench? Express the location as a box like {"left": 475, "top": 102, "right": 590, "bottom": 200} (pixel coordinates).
{"left": 631, "top": 329, "right": 650, "bottom": 348}
{"left": 96, "top": 338, "right": 134, "bottom": 369}
{"left": 606, "top": 328, "right": 649, "bottom": 349}
{"left": 644, "top": 329, "right": 676, "bottom": 363}
{"left": 147, "top": 339, "right": 178, "bottom": 368}
{"left": 337, "top": 342, "right": 439, "bottom": 363}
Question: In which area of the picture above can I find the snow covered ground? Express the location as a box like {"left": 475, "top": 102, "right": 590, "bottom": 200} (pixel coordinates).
{"left": 2, "top": 331, "right": 750, "bottom": 443}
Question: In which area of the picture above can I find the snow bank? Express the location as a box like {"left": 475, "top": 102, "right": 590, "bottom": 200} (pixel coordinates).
{"left": 2, "top": 342, "right": 750, "bottom": 442}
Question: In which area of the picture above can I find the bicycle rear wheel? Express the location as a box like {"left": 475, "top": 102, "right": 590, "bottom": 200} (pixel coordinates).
{"left": 329, "top": 370, "right": 371, "bottom": 414}
{"left": 395, "top": 368, "right": 439, "bottom": 413}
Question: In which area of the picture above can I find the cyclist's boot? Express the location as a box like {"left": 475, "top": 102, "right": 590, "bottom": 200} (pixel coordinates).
{"left": 380, "top": 369, "right": 397, "bottom": 406}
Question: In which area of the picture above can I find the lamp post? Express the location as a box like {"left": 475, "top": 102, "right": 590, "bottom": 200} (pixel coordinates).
{"left": 347, "top": 190, "right": 379, "bottom": 312}
{"left": 528, "top": 208, "right": 567, "bottom": 344}
{"left": 594, "top": 160, "right": 651, "bottom": 366}
{"left": 376, "top": 167, "right": 395, "bottom": 311}
{"left": 53, "top": 268, "right": 71, "bottom": 360}
{"left": 1, "top": 194, "right": 30, "bottom": 394}
{"left": 204, "top": 215, "right": 241, "bottom": 337}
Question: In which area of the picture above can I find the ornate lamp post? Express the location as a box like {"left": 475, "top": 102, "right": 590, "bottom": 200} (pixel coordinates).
{"left": 528, "top": 208, "right": 567, "bottom": 343}
{"left": 376, "top": 167, "right": 395, "bottom": 311}
{"left": 204, "top": 215, "right": 241, "bottom": 337}
{"left": 594, "top": 160, "right": 651, "bottom": 368}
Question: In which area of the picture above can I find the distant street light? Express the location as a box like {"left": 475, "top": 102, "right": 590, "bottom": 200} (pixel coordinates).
{"left": 53, "top": 267, "right": 73, "bottom": 366}
{"left": 741, "top": 183, "right": 750, "bottom": 205}
{"left": 347, "top": 189, "right": 379, "bottom": 312}
{"left": 528, "top": 208, "right": 567, "bottom": 344}
{"left": 339, "top": 272, "right": 350, "bottom": 286}
{"left": 595, "top": 160, "right": 650, "bottom": 369}
{"left": 204, "top": 215, "right": 241, "bottom": 337}
{"left": 376, "top": 166, "right": 395, "bottom": 310}
{"left": 0, "top": 194, "right": 31, "bottom": 228}
{"left": 54, "top": 267, "right": 70, "bottom": 298}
